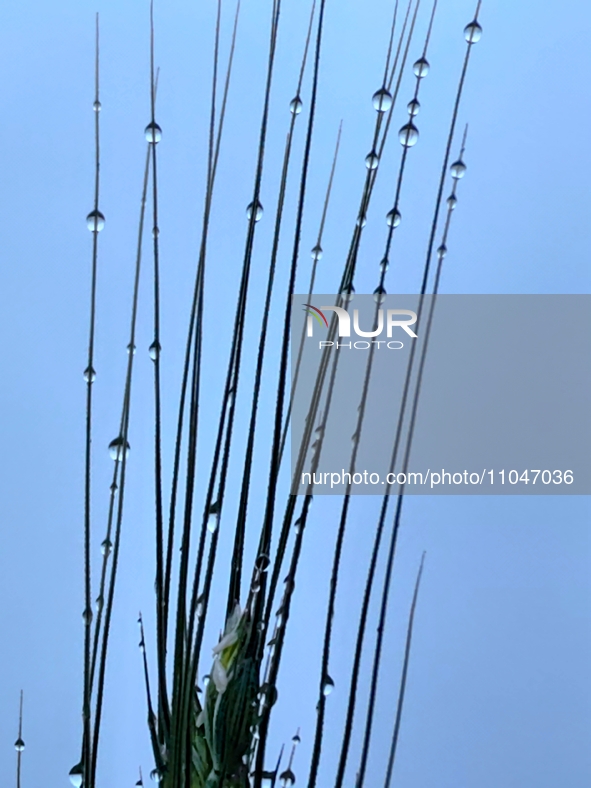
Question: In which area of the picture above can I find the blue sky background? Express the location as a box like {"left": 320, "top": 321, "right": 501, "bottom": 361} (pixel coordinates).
{"left": 0, "top": 1, "right": 590, "bottom": 788}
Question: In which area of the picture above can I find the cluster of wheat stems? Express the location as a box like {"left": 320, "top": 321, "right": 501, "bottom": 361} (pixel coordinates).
{"left": 11, "top": 1, "right": 483, "bottom": 787}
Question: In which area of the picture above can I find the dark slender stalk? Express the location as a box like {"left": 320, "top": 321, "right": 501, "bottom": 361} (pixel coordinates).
{"left": 147, "top": 1, "right": 170, "bottom": 737}
{"left": 82, "top": 17, "right": 101, "bottom": 787}
{"left": 226, "top": 0, "right": 317, "bottom": 620}
{"left": 384, "top": 553, "right": 426, "bottom": 788}
{"left": 15, "top": 691, "right": 23, "bottom": 788}
{"left": 89, "top": 119, "right": 151, "bottom": 788}
{"left": 356, "top": 12, "right": 481, "bottom": 784}
{"left": 278, "top": 120, "right": 342, "bottom": 466}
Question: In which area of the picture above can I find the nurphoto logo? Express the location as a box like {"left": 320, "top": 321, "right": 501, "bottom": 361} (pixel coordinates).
{"left": 303, "top": 303, "right": 418, "bottom": 350}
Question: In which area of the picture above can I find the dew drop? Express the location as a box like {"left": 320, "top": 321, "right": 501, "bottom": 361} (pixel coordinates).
{"left": 95, "top": 594, "right": 104, "bottom": 612}
{"left": 280, "top": 769, "right": 296, "bottom": 787}
{"left": 413, "top": 57, "right": 430, "bottom": 78}
{"left": 127, "top": 343, "right": 136, "bottom": 355}
{"left": 259, "top": 683, "right": 278, "bottom": 709}
{"left": 84, "top": 366, "right": 96, "bottom": 383}
{"left": 86, "top": 210, "right": 105, "bottom": 232}
{"left": 196, "top": 595, "right": 205, "bottom": 619}
{"left": 407, "top": 98, "right": 421, "bottom": 117}
{"left": 292, "top": 732, "right": 301, "bottom": 745}
{"left": 380, "top": 257, "right": 389, "bottom": 273}
{"left": 82, "top": 607, "right": 93, "bottom": 625}
{"left": 246, "top": 200, "right": 264, "bottom": 222}
{"left": 149, "top": 341, "right": 161, "bottom": 361}
{"left": 373, "top": 285, "right": 386, "bottom": 304}
{"left": 108, "top": 437, "right": 130, "bottom": 462}
{"left": 464, "top": 20, "right": 483, "bottom": 44}
{"left": 152, "top": 226, "right": 160, "bottom": 238}
{"left": 311, "top": 244, "right": 323, "bottom": 262}
{"left": 145, "top": 122, "right": 162, "bottom": 144}
{"left": 93, "top": 100, "right": 101, "bottom": 112}
{"left": 365, "top": 150, "right": 379, "bottom": 170}
{"left": 386, "top": 208, "right": 401, "bottom": 228}
{"left": 294, "top": 517, "right": 302, "bottom": 535}
{"left": 399, "top": 122, "right": 419, "bottom": 148}
{"left": 356, "top": 214, "right": 367, "bottom": 228}
{"left": 290, "top": 96, "right": 303, "bottom": 115}
{"left": 323, "top": 674, "right": 335, "bottom": 696}
{"left": 69, "top": 763, "right": 84, "bottom": 788}
{"left": 450, "top": 159, "right": 467, "bottom": 179}
{"left": 150, "top": 769, "right": 162, "bottom": 783}
{"left": 255, "top": 553, "right": 271, "bottom": 572}
{"left": 340, "top": 283, "right": 355, "bottom": 302}
{"left": 260, "top": 772, "right": 275, "bottom": 788}
{"left": 14, "top": 738, "right": 25, "bottom": 752}
{"left": 101, "top": 538, "right": 112, "bottom": 557}
{"left": 207, "top": 501, "right": 220, "bottom": 533}
{"left": 372, "top": 87, "right": 393, "bottom": 112}
{"left": 447, "top": 194, "right": 458, "bottom": 210}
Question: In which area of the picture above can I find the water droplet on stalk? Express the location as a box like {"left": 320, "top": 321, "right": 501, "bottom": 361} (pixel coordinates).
{"left": 149, "top": 341, "right": 161, "bottom": 361}
{"left": 127, "top": 343, "right": 136, "bottom": 355}
{"left": 86, "top": 210, "right": 105, "bottom": 232}
{"left": 207, "top": 501, "right": 220, "bottom": 533}
{"left": 311, "top": 244, "right": 323, "bottom": 261}
{"left": 464, "top": 20, "right": 483, "bottom": 44}
{"left": 437, "top": 244, "right": 447, "bottom": 259}
{"left": 450, "top": 159, "right": 466, "bottom": 179}
{"left": 150, "top": 769, "right": 162, "bottom": 783}
{"left": 246, "top": 200, "right": 263, "bottom": 222}
{"left": 292, "top": 732, "right": 301, "bottom": 745}
{"left": 365, "top": 150, "right": 379, "bottom": 170}
{"left": 356, "top": 214, "right": 367, "bottom": 228}
{"left": 340, "top": 283, "right": 355, "bottom": 302}
{"left": 82, "top": 607, "right": 93, "bottom": 625}
{"left": 145, "top": 122, "right": 162, "bottom": 143}
{"left": 95, "top": 595, "right": 104, "bottom": 612}
{"left": 260, "top": 772, "right": 275, "bottom": 788}
{"left": 14, "top": 738, "right": 25, "bottom": 752}
{"left": 93, "top": 100, "right": 101, "bottom": 112}
{"left": 386, "top": 208, "right": 401, "bottom": 228}
{"left": 108, "top": 437, "right": 130, "bottom": 462}
{"left": 101, "top": 538, "right": 112, "bottom": 556}
{"left": 323, "top": 675, "right": 335, "bottom": 695}
{"left": 380, "top": 258, "right": 389, "bottom": 273}
{"left": 280, "top": 769, "right": 296, "bottom": 787}
{"left": 413, "top": 57, "right": 430, "bottom": 78}
{"left": 259, "top": 683, "right": 278, "bottom": 709}
{"left": 372, "top": 87, "right": 392, "bottom": 112}
{"left": 399, "top": 122, "right": 419, "bottom": 147}
{"left": 290, "top": 96, "right": 303, "bottom": 115}
{"left": 84, "top": 366, "right": 96, "bottom": 383}
{"left": 447, "top": 194, "right": 458, "bottom": 210}
{"left": 256, "top": 553, "right": 271, "bottom": 572}
{"left": 69, "top": 763, "right": 83, "bottom": 788}
{"left": 374, "top": 285, "right": 386, "bottom": 304}
{"left": 407, "top": 98, "right": 421, "bottom": 116}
